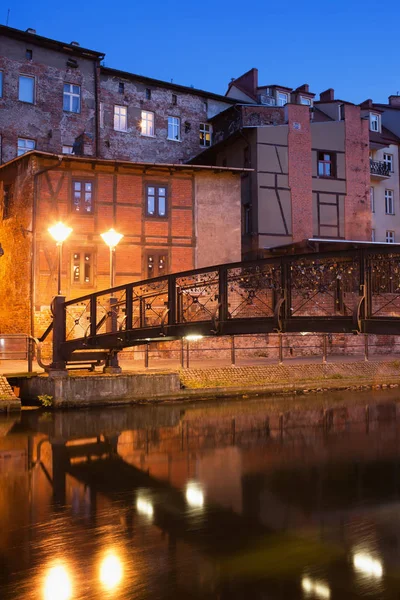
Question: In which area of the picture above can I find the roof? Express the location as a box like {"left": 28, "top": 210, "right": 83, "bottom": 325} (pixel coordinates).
{"left": 0, "top": 25, "right": 105, "bottom": 59}
{"left": 370, "top": 125, "right": 400, "bottom": 146}
{"left": 263, "top": 238, "right": 400, "bottom": 256}
{"left": 101, "top": 66, "right": 238, "bottom": 104}
{"left": 0, "top": 150, "right": 253, "bottom": 174}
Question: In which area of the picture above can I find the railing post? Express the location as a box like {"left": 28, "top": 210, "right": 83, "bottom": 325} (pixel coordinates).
{"left": 231, "top": 335, "right": 236, "bottom": 365}
{"left": 145, "top": 344, "right": 149, "bottom": 368}
{"left": 90, "top": 295, "right": 97, "bottom": 338}
{"left": 218, "top": 266, "right": 228, "bottom": 325}
{"left": 186, "top": 339, "right": 190, "bottom": 369}
{"left": 103, "top": 297, "right": 121, "bottom": 373}
{"left": 27, "top": 336, "right": 33, "bottom": 373}
{"left": 50, "top": 295, "right": 67, "bottom": 372}
{"left": 168, "top": 275, "right": 177, "bottom": 327}
{"left": 125, "top": 286, "right": 133, "bottom": 331}
{"left": 180, "top": 338, "right": 185, "bottom": 368}
{"left": 322, "top": 334, "right": 327, "bottom": 364}
{"left": 364, "top": 333, "right": 369, "bottom": 362}
{"left": 278, "top": 332, "right": 283, "bottom": 365}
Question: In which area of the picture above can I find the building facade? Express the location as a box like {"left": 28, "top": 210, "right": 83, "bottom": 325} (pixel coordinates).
{"left": 0, "top": 152, "right": 243, "bottom": 335}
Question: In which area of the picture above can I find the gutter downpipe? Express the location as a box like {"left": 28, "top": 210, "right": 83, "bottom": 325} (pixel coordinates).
{"left": 31, "top": 156, "right": 63, "bottom": 337}
{"left": 94, "top": 56, "right": 104, "bottom": 157}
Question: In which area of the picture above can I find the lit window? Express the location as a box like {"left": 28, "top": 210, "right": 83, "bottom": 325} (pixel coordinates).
{"left": 167, "top": 116, "right": 180, "bottom": 141}
{"left": 199, "top": 123, "right": 212, "bottom": 147}
{"left": 114, "top": 105, "right": 127, "bottom": 131}
{"left": 72, "top": 180, "right": 93, "bottom": 213}
{"left": 370, "top": 113, "right": 380, "bottom": 132}
{"left": 62, "top": 145, "right": 73, "bottom": 154}
{"left": 385, "top": 189, "right": 394, "bottom": 214}
{"left": 0, "top": 71, "right": 3, "bottom": 98}
{"left": 300, "top": 96, "right": 311, "bottom": 106}
{"left": 63, "top": 83, "right": 81, "bottom": 113}
{"left": 318, "top": 152, "right": 335, "bottom": 177}
{"left": 370, "top": 186, "right": 375, "bottom": 213}
{"left": 17, "top": 137, "right": 35, "bottom": 156}
{"left": 146, "top": 185, "right": 167, "bottom": 217}
{"left": 141, "top": 110, "right": 154, "bottom": 136}
{"left": 72, "top": 251, "right": 93, "bottom": 285}
{"left": 147, "top": 253, "right": 167, "bottom": 278}
{"left": 383, "top": 153, "right": 393, "bottom": 172}
{"left": 19, "top": 75, "right": 35, "bottom": 103}
{"left": 278, "top": 92, "right": 288, "bottom": 106}
{"left": 386, "top": 230, "right": 395, "bottom": 243}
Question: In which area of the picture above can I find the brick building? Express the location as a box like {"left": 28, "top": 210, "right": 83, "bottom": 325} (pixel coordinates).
{"left": 0, "top": 25, "right": 235, "bottom": 164}
{"left": 0, "top": 151, "right": 244, "bottom": 335}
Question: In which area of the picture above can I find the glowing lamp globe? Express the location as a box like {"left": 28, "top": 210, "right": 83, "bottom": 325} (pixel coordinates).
{"left": 101, "top": 228, "right": 124, "bottom": 249}
{"left": 48, "top": 222, "right": 73, "bottom": 244}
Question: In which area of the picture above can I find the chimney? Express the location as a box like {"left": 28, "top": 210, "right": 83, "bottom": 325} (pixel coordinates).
{"left": 389, "top": 95, "right": 400, "bottom": 107}
{"left": 319, "top": 88, "right": 334, "bottom": 102}
{"left": 360, "top": 99, "right": 373, "bottom": 109}
{"left": 71, "top": 41, "right": 80, "bottom": 47}
{"left": 26, "top": 28, "right": 36, "bottom": 34}
{"left": 296, "top": 84, "right": 309, "bottom": 93}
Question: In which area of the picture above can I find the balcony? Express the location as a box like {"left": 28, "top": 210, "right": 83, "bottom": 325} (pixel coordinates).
{"left": 370, "top": 160, "right": 391, "bottom": 178}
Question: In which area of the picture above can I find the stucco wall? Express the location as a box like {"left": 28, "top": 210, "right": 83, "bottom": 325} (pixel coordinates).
{"left": 370, "top": 143, "right": 400, "bottom": 242}
{"left": 194, "top": 172, "right": 241, "bottom": 268}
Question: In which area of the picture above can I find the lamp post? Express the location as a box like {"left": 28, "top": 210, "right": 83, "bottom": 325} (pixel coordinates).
{"left": 100, "top": 228, "right": 124, "bottom": 291}
{"left": 100, "top": 228, "right": 123, "bottom": 374}
{"left": 48, "top": 222, "right": 73, "bottom": 295}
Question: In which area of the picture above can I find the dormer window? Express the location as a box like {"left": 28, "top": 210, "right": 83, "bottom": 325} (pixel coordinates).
{"left": 370, "top": 113, "right": 381, "bottom": 132}
{"left": 278, "top": 92, "right": 288, "bottom": 106}
{"left": 300, "top": 96, "right": 311, "bottom": 106}
{"left": 338, "top": 104, "right": 345, "bottom": 121}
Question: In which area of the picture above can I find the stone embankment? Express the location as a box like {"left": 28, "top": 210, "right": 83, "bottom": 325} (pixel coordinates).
{"left": 0, "top": 376, "right": 21, "bottom": 411}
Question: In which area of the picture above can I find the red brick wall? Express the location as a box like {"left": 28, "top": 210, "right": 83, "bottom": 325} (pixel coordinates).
{"left": 344, "top": 105, "right": 371, "bottom": 240}
{"left": 287, "top": 105, "right": 313, "bottom": 242}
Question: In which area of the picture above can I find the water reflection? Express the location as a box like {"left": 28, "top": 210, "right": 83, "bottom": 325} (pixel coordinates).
{"left": 2, "top": 392, "right": 400, "bottom": 598}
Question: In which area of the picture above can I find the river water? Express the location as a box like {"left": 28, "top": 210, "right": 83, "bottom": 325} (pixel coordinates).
{"left": 1, "top": 391, "right": 400, "bottom": 599}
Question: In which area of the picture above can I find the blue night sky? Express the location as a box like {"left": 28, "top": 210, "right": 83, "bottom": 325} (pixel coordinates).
{"left": 3, "top": 0, "right": 400, "bottom": 104}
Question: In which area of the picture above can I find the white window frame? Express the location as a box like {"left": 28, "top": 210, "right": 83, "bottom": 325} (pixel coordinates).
{"left": 383, "top": 153, "right": 393, "bottom": 172}
{"left": 62, "top": 145, "right": 73, "bottom": 154}
{"left": 19, "top": 74, "right": 35, "bottom": 104}
{"left": 370, "top": 113, "right": 381, "bottom": 132}
{"left": 277, "top": 92, "right": 288, "bottom": 106}
{"left": 63, "top": 83, "right": 81, "bottom": 113}
{"left": 300, "top": 96, "right": 311, "bottom": 106}
{"left": 338, "top": 104, "right": 345, "bottom": 121}
{"left": 167, "top": 116, "right": 181, "bottom": 141}
{"left": 17, "top": 137, "right": 35, "bottom": 156}
{"left": 370, "top": 186, "right": 375, "bottom": 213}
{"left": 199, "top": 123, "right": 212, "bottom": 147}
{"left": 114, "top": 105, "right": 127, "bottom": 132}
{"left": 386, "top": 230, "right": 395, "bottom": 243}
{"left": 141, "top": 110, "right": 155, "bottom": 137}
{"left": 371, "top": 229, "right": 375, "bottom": 242}
{"left": 385, "top": 189, "right": 394, "bottom": 215}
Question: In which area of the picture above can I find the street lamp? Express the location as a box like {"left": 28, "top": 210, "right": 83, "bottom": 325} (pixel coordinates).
{"left": 48, "top": 222, "right": 72, "bottom": 295}
{"left": 100, "top": 228, "right": 124, "bottom": 289}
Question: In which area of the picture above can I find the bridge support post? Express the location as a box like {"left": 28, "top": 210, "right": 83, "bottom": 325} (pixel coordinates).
{"left": 103, "top": 297, "right": 122, "bottom": 374}
{"left": 49, "top": 295, "right": 67, "bottom": 373}
{"left": 364, "top": 334, "right": 369, "bottom": 362}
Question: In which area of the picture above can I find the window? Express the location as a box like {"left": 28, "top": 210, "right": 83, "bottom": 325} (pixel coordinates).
{"left": 199, "top": 123, "right": 212, "bottom": 147}
{"left": 3, "top": 185, "right": 12, "bottom": 219}
{"left": 300, "top": 96, "right": 311, "bottom": 106}
{"left": 114, "top": 105, "right": 127, "bottom": 131}
{"left": 146, "top": 252, "right": 167, "bottom": 278}
{"left": 62, "top": 145, "right": 73, "bottom": 154}
{"left": 338, "top": 104, "right": 345, "bottom": 121}
{"left": 371, "top": 229, "right": 375, "bottom": 242}
{"left": 63, "top": 83, "right": 81, "bottom": 113}
{"left": 141, "top": 110, "right": 154, "bottom": 136}
{"left": 385, "top": 189, "right": 394, "bottom": 214}
{"left": 370, "top": 113, "right": 380, "bottom": 132}
{"left": 0, "top": 71, "right": 3, "bottom": 98}
{"left": 146, "top": 185, "right": 167, "bottom": 217}
{"left": 172, "top": 94, "right": 177, "bottom": 105}
{"left": 72, "top": 251, "right": 93, "bottom": 285}
{"left": 370, "top": 186, "right": 375, "bottom": 213}
{"left": 318, "top": 152, "right": 335, "bottom": 177}
{"left": 26, "top": 49, "right": 32, "bottom": 60}
{"left": 72, "top": 180, "right": 94, "bottom": 213}
{"left": 167, "top": 116, "right": 180, "bottom": 141}
{"left": 277, "top": 92, "right": 288, "bottom": 106}
{"left": 99, "top": 102, "right": 104, "bottom": 128}
{"left": 118, "top": 82, "right": 124, "bottom": 94}
{"left": 383, "top": 153, "right": 393, "bottom": 172}
{"left": 386, "top": 230, "right": 395, "bottom": 243}
{"left": 19, "top": 75, "right": 35, "bottom": 103}
{"left": 17, "top": 138, "right": 35, "bottom": 156}
{"left": 145, "top": 88, "right": 151, "bottom": 100}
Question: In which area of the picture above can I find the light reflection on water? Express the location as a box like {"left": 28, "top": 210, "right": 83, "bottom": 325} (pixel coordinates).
{"left": 1, "top": 392, "right": 400, "bottom": 598}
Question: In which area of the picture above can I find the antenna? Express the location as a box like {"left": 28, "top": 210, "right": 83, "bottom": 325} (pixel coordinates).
{"left": 6, "top": 8, "right": 10, "bottom": 26}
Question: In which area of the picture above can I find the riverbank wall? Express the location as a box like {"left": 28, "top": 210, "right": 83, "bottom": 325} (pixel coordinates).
{"left": 10, "top": 360, "right": 400, "bottom": 408}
